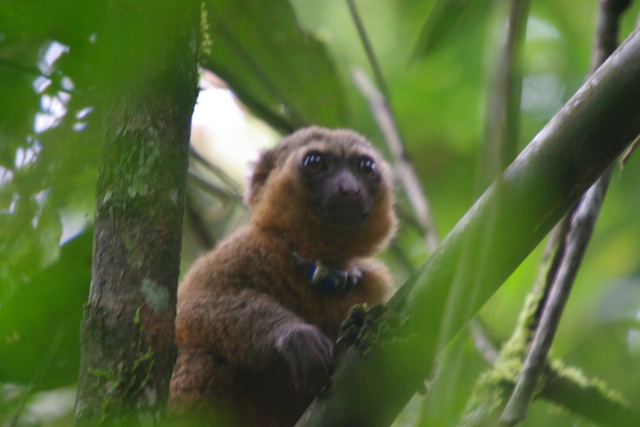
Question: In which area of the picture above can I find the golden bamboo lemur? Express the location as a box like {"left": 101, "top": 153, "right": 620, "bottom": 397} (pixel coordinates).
{"left": 169, "top": 126, "right": 397, "bottom": 426}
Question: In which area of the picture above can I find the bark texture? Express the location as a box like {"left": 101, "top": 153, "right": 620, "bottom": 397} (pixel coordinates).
{"left": 74, "top": 1, "right": 199, "bottom": 424}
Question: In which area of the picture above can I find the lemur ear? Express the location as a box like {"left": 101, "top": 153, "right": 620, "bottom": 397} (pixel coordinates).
{"left": 245, "top": 148, "right": 277, "bottom": 207}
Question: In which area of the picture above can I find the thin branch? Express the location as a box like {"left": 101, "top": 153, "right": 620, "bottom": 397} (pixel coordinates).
{"left": 187, "top": 170, "right": 243, "bottom": 204}
{"left": 185, "top": 204, "right": 216, "bottom": 250}
{"left": 478, "top": 0, "right": 531, "bottom": 192}
{"left": 591, "top": 0, "right": 634, "bottom": 71}
{"left": 186, "top": 149, "right": 245, "bottom": 252}
{"left": 500, "top": 169, "right": 614, "bottom": 425}
{"left": 450, "top": 0, "right": 530, "bottom": 386}
{"left": 345, "top": 0, "right": 388, "bottom": 98}
{"left": 189, "top": 147, "right": 243, "bottom": 199}
{"left": 352, "top": 70, "right": 439, "bottom": 252}
{"left": 465, "top": 353, "right": 640, "bottom": 427}
{"left": 0, "top": 58, "right": 47, "bottom": 77}
{"left": 540, "top": 364, "right": 640, "bottom": 427}
{"left": 470, "top": 320, "right": 499, "bottom": 365}
{"left": 467, "top": 0, "right": 530, "bottom": 388}
{"left": 8, "top": 327, "right": 66, "bottom": 426}
{"left": 620, "top": 132, "right": 640, "bottom": 168}
{"left": 500, "top": 0, "right": 632, "bottom": 423}
{"left": 346, "top": 0, "right": 439, "bottom": 252}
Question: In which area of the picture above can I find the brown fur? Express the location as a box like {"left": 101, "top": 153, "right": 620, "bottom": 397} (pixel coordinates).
{"left": 169, "top": 127, "right": 397, "bottom": 426}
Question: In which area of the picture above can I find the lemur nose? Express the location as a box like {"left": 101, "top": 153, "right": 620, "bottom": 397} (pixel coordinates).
{"left": 339, "top": 183, "right": 361, "bottom": 198}
{"left": 338, "top": 170, "right": 361, "bottom": 198}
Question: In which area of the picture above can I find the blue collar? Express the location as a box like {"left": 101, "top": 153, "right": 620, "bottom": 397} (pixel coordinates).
{"left": 293, "top": 252, "right": 360, "bottom": 294}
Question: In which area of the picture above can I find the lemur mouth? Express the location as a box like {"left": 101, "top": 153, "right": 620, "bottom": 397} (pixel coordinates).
{"left": 317, "top": 202, "right": 371, "bottom": 226}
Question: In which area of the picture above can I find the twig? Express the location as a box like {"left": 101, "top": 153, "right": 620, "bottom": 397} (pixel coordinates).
{"left": 0, "top": 58, "right": 48, "bottom": 77}
{"left": 591, "top": 0, "right": 633, "bottom": 71}
{"left": 500, "top": 169, "right": 613, "bottom": 425}
{"left": 500, "top": 0, "right": 631, "bottom": 423}
{"left": 467, "top": 0, "right": 530, "bottom": 395}
{"left": 466, "top": 0, "right": 530, "bottom": 375}
{"left": 345, "top": 0, "right": 439, "bottom": 252}
{"left": 478, "top": 0, "right": 531, "bottom": 191}
{"left": 620, "top": 132, "right": 640, "bottom": 168}
{"left": 470, "top": 320, "right": 499, "bottom": 365}
{"left": 187, "top": 169, "right": 243, "bottom": 204}
{"left": 189, "top": 147, "right": 243, "bottom": 200}
{"left": 345, "top": 0, "right": 388, "bottom": 98}
{"left": 9, "top": 327, "right": 66, "bottom": 426}
{"left": 540, "top": 362, "right": 640, "bottom": 426}
{"left": 352, "top": 70, "right": 439, "bottom": 252}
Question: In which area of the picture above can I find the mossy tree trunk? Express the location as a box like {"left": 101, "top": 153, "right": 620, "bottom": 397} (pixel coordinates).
{"left": 74, "top": 1, "right": 199, "bottom": 424}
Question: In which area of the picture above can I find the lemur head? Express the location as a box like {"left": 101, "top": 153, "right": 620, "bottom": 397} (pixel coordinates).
{"left": 247, "top": 127, "right": 397, "bottom": 260}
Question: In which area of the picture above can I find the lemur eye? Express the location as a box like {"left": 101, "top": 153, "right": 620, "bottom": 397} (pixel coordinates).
{"left": 357, "top": 156, "right": 377, "bottom": 177}
{"left": 302, "top": 152, "right": 325, "bottom": 173}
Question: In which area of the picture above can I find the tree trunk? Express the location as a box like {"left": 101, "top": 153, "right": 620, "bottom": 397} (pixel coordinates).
{"left": 74, "top": 1, "right": 199, "bottom": 424}
{"left": 298, "top": 27, "right": 640, "bottom": 427}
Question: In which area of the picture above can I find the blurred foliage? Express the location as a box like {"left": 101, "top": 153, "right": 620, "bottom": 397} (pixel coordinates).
{"left": 0, "top": 0, "right": 102, "bottom": 395}
{"left": 0, "top": 230, "right": 91, "bottom": 387}
{"left": 201, "top": 0, "right": 348, "bottom": 132}
{"left": 1, "top": 0, "right": 640, "bottom": 425}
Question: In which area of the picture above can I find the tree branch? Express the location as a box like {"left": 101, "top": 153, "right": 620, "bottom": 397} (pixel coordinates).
{"left": 345, "top": 0, "right": 388, "bottom": 98}
{"left": 298, "top": 26, "right": 640, "bottom": 427}
{"left": 501, "top": 1, "right": 631, "bottom": 423}
{"left": 352, "top": 70, "right": 439, "bottom": 252}
{"left": 346, "top": 0, "right": 439, "bottom": 252}
{"left": 189, "top": 148, "right": 243, "bottom": 199}
{"left": 500, "top": 169, "right": 614, "bottom": 425}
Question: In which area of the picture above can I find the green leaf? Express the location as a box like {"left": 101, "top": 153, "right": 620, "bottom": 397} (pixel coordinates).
{"left": 202, "top": 0, "right": 348, "bottom": 132}
{"left": 0, "top": 229, "right": 92, "bottom": 388}
{"left": 412, "top": 0, "right": 492, "bottom": 59}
